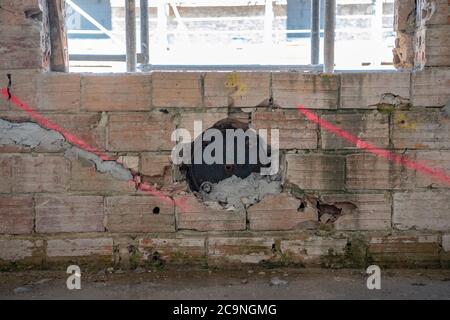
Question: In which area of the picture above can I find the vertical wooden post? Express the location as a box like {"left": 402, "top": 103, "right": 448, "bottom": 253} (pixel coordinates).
{"left": 324, "top": 0, "right": 336, "bottom": 73}
{"left": 140, "top": 0, "right": 149, "bottom": 65}
{"left": 48, "top": 0, "right": 69, "bottom": 72}
{"left": 126, "top": 0, "right": 137, "bottom": 72}
{"left": 310, "top": 0, "right": 320, "bottom": 65}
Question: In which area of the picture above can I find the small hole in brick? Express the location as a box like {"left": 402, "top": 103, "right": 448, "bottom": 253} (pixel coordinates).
{"left": 298, "top": 202, "right": 306, "bottom": 212}
{"left": 153, "top": 207, "right": 160, "bottom": 214}
{"left": 400, "top": 120, "right": 406, "bottom": 124}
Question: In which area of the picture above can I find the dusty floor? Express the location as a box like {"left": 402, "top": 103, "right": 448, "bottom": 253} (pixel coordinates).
{"left": 0, "top": 267, "right": 449, "bottom": 300}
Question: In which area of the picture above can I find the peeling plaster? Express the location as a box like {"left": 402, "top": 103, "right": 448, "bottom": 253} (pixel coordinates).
{"left": 0, "top": 118, "right": 132, "bottom": 182}
{"left": 0, "top": 118, "right": 67, "bottom": 151}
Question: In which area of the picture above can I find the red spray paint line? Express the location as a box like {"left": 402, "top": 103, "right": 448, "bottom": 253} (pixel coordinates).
{"left": 1, "top": 88, "right": 188, "bottom": 212}
{"left": 297, "top": 104, "right": 450, "bottom": 186}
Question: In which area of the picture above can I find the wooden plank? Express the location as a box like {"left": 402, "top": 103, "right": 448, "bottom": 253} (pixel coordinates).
{"left": 48, "top": 0, "right": 69, "bottom": 72}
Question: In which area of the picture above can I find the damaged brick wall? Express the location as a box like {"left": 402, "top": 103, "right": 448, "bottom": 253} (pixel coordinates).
{"left": 0, "top": 0, "right": 450, "bottom": 269}
{"left": 394, "top": 0, "right": 450, "bottom": 69}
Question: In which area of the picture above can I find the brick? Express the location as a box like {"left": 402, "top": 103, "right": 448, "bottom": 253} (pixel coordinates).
{"left": 0, "top": 25, "right": 45, "bottom": 70}
{"left": 442, "top": 234, "right": 450, "bottom": 267}
{"left": 117, "top": 155, "right": 139, "bottom": 172}
{"left": 12, "top": 155, "right": 70, "bottom": 193}
{"left": 248, "top": 193, "right": 317, "bottom": 231}
{"left": 46, "top": 238, "right": 113, "bottom": 258}
{"left": 393, "top": 191, "right": 450, "bottom": 231}
{"left": 0, "top": 156, "right": 12, "bottom": 193}
{"left": 81, "top": 74, "right": 151, "bottom": 111}
{"left": 320, "top": 193, "right": 391, "bottom": 231}
{"left": 108, "top": 112, "right": 175, "bottom": 151}
{"left": 35, "top": 195, "right": 104, "bottom": 233}
{"left": 207, "top": 237, "right": 275, "bottom": 264}
{"left": 416, "top": 0, "right": 449, "bottom": 26}
{"left": 414, "top": 25, "right": 450, "bottom": 69}
{"left": 251, "top": 110, "right": 317, "bottom": 150}
{"left": 394, "top": 0, "right": 415, "bottom": 32}
{"left": 0, "top": 196, "right": 33, "bottom": 234}
{"left": 280, "top": 236, "right": 348, "bottom": 266}
{"left": 105, "top": 196, "right": 175, "bottom": 233}
{"left": 175, "top": 195, "right": 246, "bottom": 231}
{"left": 393, "top": 32, "right": 414, "bottom": 69}
{"left": 46, "top": 113, "right": 107, "bottom": 150}
{"left": 393, "top": 110, "right": 450, "bottom": 149}
{"left": 412, "top": 68, "right": 450, "bottom": 106}
{"left": 272, "top": 73, "right": 339, "bottom": 109}
{"left": 0, "top": 239, "right": 43, "bottom": 262}
{"left": 415, "top": 151, "right": 450, "bottom": 188}
{"left": 0, "top": 0, "right": 42, "bottom": 26}
{"left": 204, "top": 72, "right": 270, "bottom": 107}
{"left": 69, "top": 160, "right": 136, "bottom": 194}
{"left": 140, "top": 153, "right": 171, "bottom": 177}
{"left": 346, "top": 153, "right": 414, "bottom": 190}
{"left": 37, "top": 73, "right": 81, "bottom": 111}
{"left": 152, "top": 72, "right": 202, "bottom": 108}
{"left": 368, "top": 234, "right": 440, "bottom": 268}
{"left": 321, "top": 112, "right": 389, "bottom": 149}
{"left": 176, "top": 111, "right": 228, "bottom": 141}
{"left": 443, "top": 235, "right": 450, "bottom": 252}
{"left": 0, "top": 69, "right": 39, "bottom": 111}
{"left": 340, "top": 72, "right": 410, "bottom": 109}
{"left": 441, "top": 234, "right": 450, "bottom": 269}
{"left": 286, "top": 153, "right": 345, "bottom": 190}
{"left": 138, "top": 237, "right": 206, "bottom": 264}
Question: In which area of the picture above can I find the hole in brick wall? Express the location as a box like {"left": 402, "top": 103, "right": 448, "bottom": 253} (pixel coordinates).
{"left": 24, "top": 8, "right": 43, "bottom": 22}
{"left": 182, "top": 118, "right": 282, "bottom": 211}
{"left": 298, "top": 202, "right": 306, "bottom": 212}
{"left": 153, "top": 207, "right": 160, "bottom": 214}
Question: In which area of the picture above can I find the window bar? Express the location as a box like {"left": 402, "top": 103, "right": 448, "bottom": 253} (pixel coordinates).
{"left": 140, "top": 0, "right": 150, "bottom": 65}
{"left": 324, "top": 0, "right": 336, "bottom": 73}
{"left": 310, "top": 0, "right": 320, "bottom": 65}
{"left": 126, "top": 0, "right": 137, "bottom": 72}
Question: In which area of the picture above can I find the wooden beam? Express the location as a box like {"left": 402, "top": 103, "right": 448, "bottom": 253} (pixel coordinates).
{"left": 47, "top": 0, "right": 69, "bottom": 72}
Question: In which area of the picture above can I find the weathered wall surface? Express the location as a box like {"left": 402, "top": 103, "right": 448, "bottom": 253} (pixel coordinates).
{"left": 0, "top": 0, "right": 449, "bottom": 270}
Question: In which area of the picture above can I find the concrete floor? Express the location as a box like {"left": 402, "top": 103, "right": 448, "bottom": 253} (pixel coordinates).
{"left": 1, "top": 268, "right": 449, "bottom": 300}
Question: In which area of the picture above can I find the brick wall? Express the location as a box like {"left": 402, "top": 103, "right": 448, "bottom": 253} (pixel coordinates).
{"left": 1, "top": 0, "right": 450, "bottom": 269}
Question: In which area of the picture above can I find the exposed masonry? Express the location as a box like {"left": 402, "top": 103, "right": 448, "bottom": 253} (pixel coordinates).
{"left": 0, "top": 118, "right": 353, "bottom": 225}
{"left": 0, "top": 118, "right": 132, "bottom": 182}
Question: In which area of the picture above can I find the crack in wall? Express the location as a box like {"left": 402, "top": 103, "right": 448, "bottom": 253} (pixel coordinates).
{"left": 0, "top": 118, "right": 132, "bottom": 182}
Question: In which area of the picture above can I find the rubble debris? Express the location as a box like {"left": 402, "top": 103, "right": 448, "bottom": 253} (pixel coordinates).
{"left": 443, "top": 101, "right": 450, "bottom": 118}
{"left": 375, "top": 93, "right": 411, "bottom": 111}
{"left": 198, "top": 172, "right": 282, "bottom": 210}
{"left": 65, "top": 147, "right": 132, "bottom": 181}
{"left": 318, "top": 201, "right": 358, "bottom": 224}
{"left": 270, "top": 277, "right": 288, "bottom": 287}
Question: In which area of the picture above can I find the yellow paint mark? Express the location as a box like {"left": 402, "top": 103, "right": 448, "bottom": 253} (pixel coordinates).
{"left": 225, "top": 73, "right": 247, "bottom": 96}
{"left": 395, "top": 112, "right": 416, "bottom": 130}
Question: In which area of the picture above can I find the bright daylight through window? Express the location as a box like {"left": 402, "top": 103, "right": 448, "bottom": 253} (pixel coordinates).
{"left": 66, "top": 0, "right": 396, "bottom": 72}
